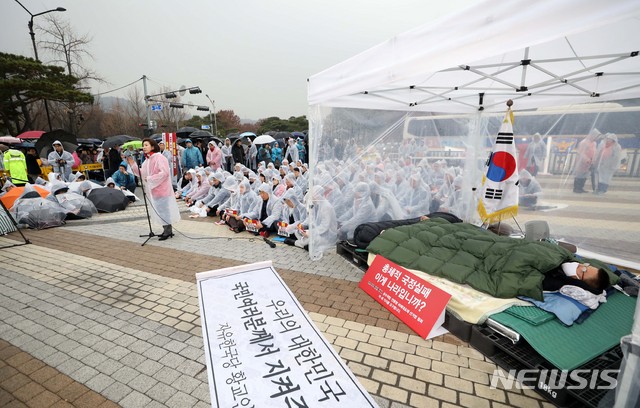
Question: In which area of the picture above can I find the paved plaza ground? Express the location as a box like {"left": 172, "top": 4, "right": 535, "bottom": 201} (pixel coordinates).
{"left": 0, "top": 175, "right": 637, "bottom": 407}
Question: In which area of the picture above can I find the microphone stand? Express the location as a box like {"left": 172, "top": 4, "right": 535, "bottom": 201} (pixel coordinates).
{"left": 133, "top": 152, "right": 158, "bottom": 246}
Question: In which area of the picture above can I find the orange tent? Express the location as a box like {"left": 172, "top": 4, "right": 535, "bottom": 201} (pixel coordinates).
{"left": 1, "top": 186, "right": 50, "bottom": 209}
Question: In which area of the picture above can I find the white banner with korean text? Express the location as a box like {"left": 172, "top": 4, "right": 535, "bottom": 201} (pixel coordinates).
{"left": 196, "top": 261, "right": 379, "bottom": 408}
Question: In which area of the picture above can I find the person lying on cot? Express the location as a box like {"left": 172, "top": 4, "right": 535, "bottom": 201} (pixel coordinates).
{"left": 543, "top": 261, "right": 610, "bottom": 295}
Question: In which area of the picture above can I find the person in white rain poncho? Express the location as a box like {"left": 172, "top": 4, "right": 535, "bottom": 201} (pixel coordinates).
{"left": 47, "top": 141, "right": 74, "bottom": 182}
{"left": 440, "top": 175, "right": 465, "bottom": 218}
{"left": 402, "top": 173, "right": 432, "bottom": 218}
{"left": 593, "top": 133, "right": 623, "bottom": 195}
{"left": 573, "top": 128, "right": 600, "bottom": 193}
{"left": 247, "top": 182, "right": 283, "bottom": 237}
{"left": 201, "top": 171, "right": 229, "bottom": 217}
{"left": 283, "top": 173, "right": 303, "bottom": 200}
{"left": 337, "top": 182, "right": 375, "bottom": 240}
{"left": 271, "top": 173, "right": 286, "bottom": 198}
{"left": 370, "top": 183, "right": 405, "bottom": 222}
{"left": 518, "top": 169, "right": 543, "bottom": 208}
{"left": 189, "top": 173, "right": 219, "bottom": 218}
{"left": 304, "top": 186, "right": 337, "bottom": 255}
{"left": 278, "top": 188, "right": 307, "bottom": 241}
{"left": 285, "top": 139, "right": 299, "bottom": 163}
{"left": 227, "top": 179, "right": 260, "bottom": 233}
{"left": 185, "top": 171, "right": 209, "bottom": 207}
{"left": 127, "top": 138, "right": 181, "bottom": 240}
{"left": 216, "top": 177, "right": 239, "bottom": 225}
{"left": 524, "top": 133, "right": 547, "bottom": 176}
{"left": 176, "top": 169, "right": 197, "bottom": 199}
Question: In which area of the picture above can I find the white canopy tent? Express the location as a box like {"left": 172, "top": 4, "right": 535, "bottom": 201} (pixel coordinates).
{"left": 308, "top": 0, "right": 640, "bottom": 112}
{"left": 307, "top": 1, "right": 639, "bottom": 406}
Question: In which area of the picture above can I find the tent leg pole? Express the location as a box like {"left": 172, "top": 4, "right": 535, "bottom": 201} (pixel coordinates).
{"left": 0, "top": 199, "right": 31, "bottom": 247}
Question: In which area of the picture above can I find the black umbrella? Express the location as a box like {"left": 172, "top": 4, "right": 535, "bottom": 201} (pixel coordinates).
{"left": 77, "top": 138, "right": 102, "bottom": 146}
{"left": 189, "top": 130, "right": 213, "bottom": 138}
{"left": 102, "top": 135, "right": 138, "bottom": 150}
{"left": 35, "top": 129, "right": 78, "bottom": 158}
{"left": 273, "top": 131, "right": 293, "bottom": 140}
{"left": 87, "top": 188, "right": 129, "bottom": 213}
{"left": 176, "top": 127, "right": 199, "bottom": 138}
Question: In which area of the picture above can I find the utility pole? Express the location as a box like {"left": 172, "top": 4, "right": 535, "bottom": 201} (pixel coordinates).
{"left": 205, "top": 94, "right": 218, "bottom": 136}
{"left": 143, "top": 75, "right": 152, "bottom": 137}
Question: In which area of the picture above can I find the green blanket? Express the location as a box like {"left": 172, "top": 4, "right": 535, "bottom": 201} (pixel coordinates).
{"left": 367, "top": 218, "right": 589, "bottom": 300}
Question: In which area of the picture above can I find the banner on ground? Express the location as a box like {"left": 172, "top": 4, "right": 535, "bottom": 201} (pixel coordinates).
{"left": 359, "top": 255, "right": 450, "bottom": 339}
{"left": 477, "top": 108, "right": 519, "bottom": 223}
{"left": 196, "top": 261, "right": 379, "bottom": 408}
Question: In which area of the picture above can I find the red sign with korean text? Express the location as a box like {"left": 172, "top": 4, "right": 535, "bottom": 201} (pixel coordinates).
{"left": 162, "top": 132, "right": 178, "bottom": 177}
{"left": 359, "top": 255, "right": 451, "bottom": 339}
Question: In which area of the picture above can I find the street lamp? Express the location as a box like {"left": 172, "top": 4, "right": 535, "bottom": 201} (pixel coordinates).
{"left": 205, "top": 94, "right": 218, "bottom": 136}
{"left": 14, "top": 0, "right": 66, "bottom": 131}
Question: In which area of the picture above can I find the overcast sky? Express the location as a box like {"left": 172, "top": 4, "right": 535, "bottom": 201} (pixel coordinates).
{"left": 1, "top": 0, "right": 478, "bottom": 120}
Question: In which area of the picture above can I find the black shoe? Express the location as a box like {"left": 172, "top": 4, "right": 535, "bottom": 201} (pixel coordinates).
{"left": 158, "top": 233, "right": 174, "bottom": 241}
{"left": 159, "top": 225, "right": 174, "bottom": 240}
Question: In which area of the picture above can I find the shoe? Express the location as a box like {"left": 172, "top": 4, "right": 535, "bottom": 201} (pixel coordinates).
{"left": 158, "top": 225, "right": 174, "bottom": 241}
{"left": 215, "top": 220, "right": 226, "bottom": 225}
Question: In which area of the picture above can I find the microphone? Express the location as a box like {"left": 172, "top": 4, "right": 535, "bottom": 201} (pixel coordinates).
{"left": 263, "top": 237, "right": 276, "bottom": 248}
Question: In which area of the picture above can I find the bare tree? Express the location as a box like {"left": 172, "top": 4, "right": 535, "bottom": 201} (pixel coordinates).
{"left": 37, "top": 15, "right": 104, "bottom": 135}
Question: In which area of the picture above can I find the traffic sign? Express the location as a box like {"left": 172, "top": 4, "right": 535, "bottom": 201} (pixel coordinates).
{"left": 151, "top": 104, "right": 162, "bottom": 111}
{"left": 201, "top": 125, "right": 211, "bottom": 130}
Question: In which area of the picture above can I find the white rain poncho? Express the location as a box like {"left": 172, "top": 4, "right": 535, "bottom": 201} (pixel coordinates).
{"left": 573, "top": 128, "right": 599, "bottom": 179}
{"left": 518, "top": 169, "right": 543, "bottom": 199}
{"left": 284, "top": 139, "right": 299, "bottom": 163}
{"left": 370, "top": 183, "right": 405, "bottom": 221}
{"left": 306, "top": 186, "right": 337, "bottom": 256}
{"left": 337, "top": 182, "right": 375, "bottom": 240}
{"left": 524, "top": 133, "right": 548, "bottom": 171}
{"left": 440, "top": 176, "right": 465, "bottom": 218}
{"left": 402, "top": 173, "right": 432, "bottom": 218}
{"left": 271, "top": 174, "right": 286, "bottom": 198}
{"left": 47, "top": 190, "right": 98, "bottom": 219}
{"left": 594, "top": 133, "right": 624, "bottom": 186}
{"left": 257, "top": 182, "right": 283, "bottom": 228}
{"left": 283, "top": 173, "right": 303, "bottom": 200}
{"left": 237, "top": 179, "right": 260, "bottom": 220}
{"left": 47, "top": 141, "right": 74, "bottom": 182}
{"left": 201, "top": 172, "right": 225, "bottom": 207}
{"left": 217, "top": 177, "right": 240, "bottom": 213}
{"left": 187, "top": 171, "right": 210, "bottom": 202}
{"left": 279, "top": 188, "right": 307, "bottom": 233}
{"left": 179, "top": 169, "right": 198, "bottom": 197}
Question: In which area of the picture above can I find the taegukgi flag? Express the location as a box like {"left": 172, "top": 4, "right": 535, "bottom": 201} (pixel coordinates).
{"left": 477, "top": 109, "right": 518, "bottom": 223}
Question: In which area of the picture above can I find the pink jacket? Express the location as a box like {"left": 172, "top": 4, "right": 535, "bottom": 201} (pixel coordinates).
{"left": 206, "top": 147, "right": 222, "bottom": 170}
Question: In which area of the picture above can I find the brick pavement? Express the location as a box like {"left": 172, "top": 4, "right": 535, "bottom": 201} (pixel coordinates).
{"left": 0, "top": 213, "right": 564, "bottom": 407}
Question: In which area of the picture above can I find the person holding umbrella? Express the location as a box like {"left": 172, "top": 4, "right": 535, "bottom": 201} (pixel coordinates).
{"left": 126, "top": 138, "right": 180, "bottom": 240}
{"left": 47, "top": 141, "right": 74, "bottom": 182}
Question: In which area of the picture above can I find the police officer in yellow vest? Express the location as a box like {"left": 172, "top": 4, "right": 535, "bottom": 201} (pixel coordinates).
{"left": 3, "top": 148, "right": 29, "bottom": 186}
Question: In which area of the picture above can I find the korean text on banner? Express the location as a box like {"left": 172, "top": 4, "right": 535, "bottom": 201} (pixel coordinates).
{"left": 359, "top": 255, "right": 451, "bottom": 339}
{"left": 477, "top": 109, "right": 519, "bottom": 223}
{"left": 196, "top": 261, "right": 379, "bottom": 408}
{"left": 162, "top": 132, "right": 178, "bottom": 178}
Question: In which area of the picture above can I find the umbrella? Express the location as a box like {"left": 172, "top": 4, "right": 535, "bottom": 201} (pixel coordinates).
{"left": 0, "top": 136, "right": 22, "bottom": 144}
{"left": 17, "top": 130, "right": 45, "bottom": 140}
{"left": 122, "top": 140, "right": 143, "bottom": 150}
{"left": 12, "top": 200, "right": 66, "bottom": 230}
{"left": 1, "top": 185, "right": 50, "bottom": 209}
{"left": 15, "top": 142, "right": 35, "bottom": 149}
{"left": 87, "top": 188, "right": 129, "bottom": 213}
{"left": 273, "top": 131, "right": 293, "bottom": 141}
{"left": 176, "top": 127, "right": 199, "bottom": 138}
{"left": 189, "top": 130, "right": 213, "bottom": 138}
{"left": 239, "top": 132, "right": 256, "bottom": 139}
{"left": 102, "top": 135, "right": 138, "bottom": 150}
{"left": 253, "top": 134, "right": 276, "bottom": 145}
{"left": 35, "top": 129, "right": 78, "bottom": 158}
{"left": 76, "top": 138, "right": 102, "bottom": 146}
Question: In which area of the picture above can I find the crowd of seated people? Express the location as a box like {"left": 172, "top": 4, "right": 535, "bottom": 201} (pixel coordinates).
{"left": 176, "top": 158, "right": 313, "bottom": 249}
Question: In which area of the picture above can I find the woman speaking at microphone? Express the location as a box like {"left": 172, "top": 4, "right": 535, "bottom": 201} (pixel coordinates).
{"left": 127, "top": 138, "right": 181, "bottom": 240}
